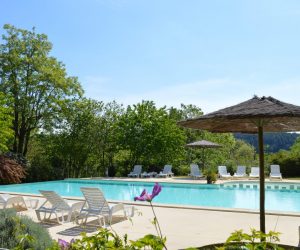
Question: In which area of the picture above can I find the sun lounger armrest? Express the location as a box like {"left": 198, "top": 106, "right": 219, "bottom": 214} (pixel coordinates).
{"left": 6, "top": 196, "right": 27, "bottom": 208}
{"left": 111, "top": 203, "right": 124, "bottom": 212}
{"left": 70, "top": 201, "right": 85, "bottom": 211}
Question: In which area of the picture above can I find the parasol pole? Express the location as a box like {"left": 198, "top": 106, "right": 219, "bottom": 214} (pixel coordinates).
{"left": 258, "top": 124, "right": 265, "bottom": 234}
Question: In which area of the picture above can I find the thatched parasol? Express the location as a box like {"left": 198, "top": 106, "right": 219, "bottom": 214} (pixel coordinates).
{"left": 186, "top": 140, "right": 221, "bottom": 168}
{"left": 179, "top": 96, "right": 300, "bottom": 233}
{"left": 186, "top": 140, "right": 221, "bottom": 148}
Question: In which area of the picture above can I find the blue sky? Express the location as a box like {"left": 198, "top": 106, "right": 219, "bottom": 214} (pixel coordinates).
{"left": 2, "top": 0, "right": 300, "bottom": 113}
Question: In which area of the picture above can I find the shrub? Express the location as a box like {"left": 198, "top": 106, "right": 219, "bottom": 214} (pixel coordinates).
{"left": 216, "top": 229, "right": 281, "bottom": 250}
{"left": 174, "top": 164, "right": 190, "bottom": 176}
{"left": 268, "top": 150, "right": 300, "bottom": 177}
{"left": 0, "top": 154, "right": 26, "bottom": 184}
{"left": 0, "top": 209, "right": 55, "bottom": 249}
{"left": 4, "top": 152, "right": 29, "bottom": 169}
{"left": 51, "top": 228, "right": 165, "bottom": 250}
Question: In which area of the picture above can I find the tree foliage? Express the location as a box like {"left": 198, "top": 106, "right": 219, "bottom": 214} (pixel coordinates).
{"left": 268, "top": 137, "right": 300, "bottom": 177}
{"left": 0, "top": 92, "right": 13, "bottom": 152}
{"left": 0, "top": 24, "right": 83, "bottom": 156}
{"left": 118, "top": 101, "right": 186, "bottom": 174}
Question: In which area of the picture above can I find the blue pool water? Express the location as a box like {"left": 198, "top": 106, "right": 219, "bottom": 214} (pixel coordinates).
{"left": 0, "top": 179, "right": 300, "bottom": 213}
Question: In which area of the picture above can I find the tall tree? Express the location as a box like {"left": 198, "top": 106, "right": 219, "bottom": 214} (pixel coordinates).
{"left": 118, "top": 101, "right": 186, "bottom": 169}
{"left": 95, "top": 101, "right": 124, "bottom": 175}
{"left": 57, "top": 98, "right": 103, "bottom": 178}
{"left": 0, "top": 92, "right": 13, "bottom": 152}
{"left": 0, "top": 24, "right": 83, "bottom": 156}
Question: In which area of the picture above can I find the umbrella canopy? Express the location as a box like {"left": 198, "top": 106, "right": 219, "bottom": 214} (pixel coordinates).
{"left": 186, "top": 140, "right": 221, "bottom": 148}
{"left": 180, "top": 96, "right": 300, "bottom": 132}
{"left": 178, "top": 96, "right": 300, "bottom": 233}
{"left": 186, "top": 140, "right": 221, "bottom": 169}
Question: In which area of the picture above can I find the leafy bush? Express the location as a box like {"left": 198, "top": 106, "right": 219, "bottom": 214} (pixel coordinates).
{"left": 174, "top": 164, "right": 190, "bottom": 176}
{"left": 0, "top": 154, "right": 26, "bottom": 184}
{"left": 268, "top": 150, "right": 300, "bottom": 177}
{"left": 4, "top": 152, "right": 29, "bottom": 169}
{"left": 216, "top": 229, "right": 281, "bottom": 250}
{"left": 0, "top": 209, "right": 55, "bottom": 249}
{"left": 205, "top": 168, "right": 217, "bottom": 184}
{"left": 50, "top": 228, "right": 165, "bottom": 250}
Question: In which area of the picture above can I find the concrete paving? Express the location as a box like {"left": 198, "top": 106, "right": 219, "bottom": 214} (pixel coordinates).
{"left": 16, "top": 197, "right": 300, "bottom": 249}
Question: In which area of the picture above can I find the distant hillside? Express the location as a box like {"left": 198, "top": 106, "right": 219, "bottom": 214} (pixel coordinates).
{"left": 234, "top": 132, "right": 299, "bottom": 153}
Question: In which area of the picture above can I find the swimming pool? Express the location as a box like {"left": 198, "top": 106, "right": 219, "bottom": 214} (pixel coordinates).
{"left": 0, "top": 179, "right": 300, "bottom": 213}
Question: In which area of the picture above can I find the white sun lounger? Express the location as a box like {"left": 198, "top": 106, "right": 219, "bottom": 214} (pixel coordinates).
{"left": 269, "top": 165, "right": 282, "bottom": 180}
{"left": 249, "top": 167, "right": 260, "bottom": 178}
{"left": 35, "top": 190, "right": 84, "bottom": 223}
{"left": 79, "top": 187, "right": 130, "bottom": 226}
{"left": 157, "top": 165, "right": 174, "bottom": 178}
{"left": 233, "top": 166, "right": 247, "bottom": 178}
{"left": 128, "top": 165, "right": 142, "bottom": 178}
{"left": 141, "top": 171, "right": 151, "bottom": 178}
{"left": 0, "top": 194, "right": 27, "bottom": 209}
{"left": 189, "top": 164, "right": 203, "bottom": 179}
{"left": 218, "top": 166, "right": 231, "bottom": 178}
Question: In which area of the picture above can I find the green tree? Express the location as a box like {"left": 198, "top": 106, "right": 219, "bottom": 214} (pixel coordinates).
{"left": 0, "top": 24, "right": 83, "bottom": 156}
{"left": 56, "top": 98, "right": 103, "bottom": 178}
{"left": 169, "top": 103, "right": 204, "bottom": 143}
{"left": 95, "top": 101, "right": 124, "bottom": 176}
{"left": 231, "top": 139, "right": 256, "bottom": 168}
{"left": 168, "top": 103, "right": 236, "bottom": 172}
{"left": 0, "top": 92, "right": 13, "bottom": 152}
{"left": 118, "top": 101, "right": 186, "bottom": 173}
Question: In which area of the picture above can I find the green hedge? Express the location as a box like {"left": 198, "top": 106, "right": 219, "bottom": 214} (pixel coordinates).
{"left": 276, "top": 158, "right": 300, "bottom": 177}
{"left": 0, "top": 209, "right": 55, "bottom": 249}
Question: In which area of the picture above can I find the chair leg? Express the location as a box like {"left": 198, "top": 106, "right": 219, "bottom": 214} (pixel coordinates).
{"left": 35, "top": 210, "right": 41, "bottom": 221}
{"left": 67, "top": 211, "right": 73, "bottom": 223}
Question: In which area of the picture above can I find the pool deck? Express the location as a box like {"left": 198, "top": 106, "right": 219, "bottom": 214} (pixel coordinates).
{"left": 4, "top": 177, "right": 300, "bottom": 249}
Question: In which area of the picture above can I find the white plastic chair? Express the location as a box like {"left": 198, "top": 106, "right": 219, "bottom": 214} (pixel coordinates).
{"left": 218, "top": 166, "right": 231, "bottom": 178}
{"left": 35, "top": 190, "right": 84, "bottom": 223}
{"left": 249, "top": 167, "right": 260, "bottom": 178}
{"left": 79, "top": 187, "right": 128, "bottom": 226}
{"left": 157, "top": 165, "right": 174, "bottom": 178}
{"left": 189, "top": 164, "right": 203, "bottom": 179}
{"left": 233, "top": 166, "right": 247, "bottom": 178}
{"left": 141, "top": 171, "right": 151, "bottom": 178}
{"left": 0, "top": 194, "right": 27, "bottom": 209}
{"left": 269, "top": 165, "right": 282, "bottom": 180}
{"left": 128, "top": 165, "right": 142, "bottom": 178}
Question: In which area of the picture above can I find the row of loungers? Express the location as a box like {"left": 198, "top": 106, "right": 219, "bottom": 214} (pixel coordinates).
{"left": 189, "top": 164, "right": 283, "bottom": 180}
{"left": 0, "top": 188, "right": 134, "bottom": 226}
{"left": 218, "top": 165, "right": 282, "bottom": 180}
{"left": 128, "top": 165, "right": 174, "bottom": 178}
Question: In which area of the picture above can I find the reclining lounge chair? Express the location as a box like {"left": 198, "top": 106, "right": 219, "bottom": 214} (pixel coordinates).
{"left": 0, "top": 194, "right": 27, "bottom": 209}
{"left": 78, "top": 187, "right": 129, "bottom": 226}
{"left": 189, "top": 164, "right": 203, "bottom": 179}
{"left": 35, "top": 190, "right": 84, "bottom": 223}
{"left": 157, "top": 165, "right": 174, "bottom": 178}
{"left": 269, "top": 165, "right": 282, "bottom": 180}
{"left": 128, "top": 165, "right": 142, "bottom": 178}
{"left": 218, "top": 166, "right": 231, "bottom": 178}
{"left": 249, "top": 167, "right": 260, "bottom": 178}
{"left": 233, "top": 166, "right": 247, "bottom": 178}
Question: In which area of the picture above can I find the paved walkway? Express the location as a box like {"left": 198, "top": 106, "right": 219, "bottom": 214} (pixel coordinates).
{"left": 18, "top": 197, "right": 300, "bottom": 249}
